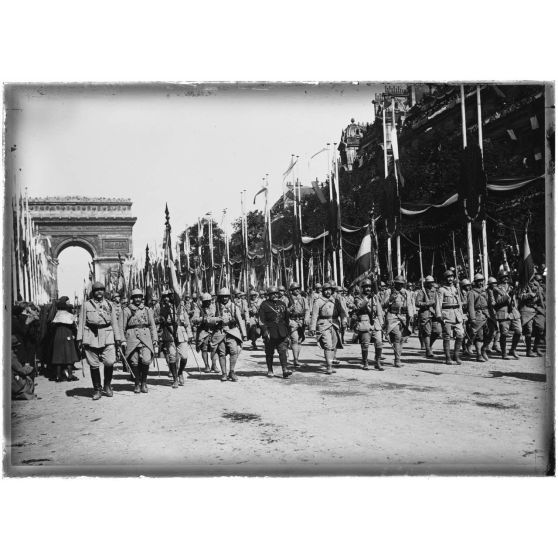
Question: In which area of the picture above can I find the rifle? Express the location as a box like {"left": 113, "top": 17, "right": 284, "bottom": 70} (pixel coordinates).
{"left": 418, "top": 233, "right": 427, "bottom": 298}
{"left": 452, "top": 232, "right": 462, "bottom": 300}
{"left": 117, "top": 344, "right": 135, "bottom": 379}
{"left": 78, "top": 283, "right": 87, "bottom": 378}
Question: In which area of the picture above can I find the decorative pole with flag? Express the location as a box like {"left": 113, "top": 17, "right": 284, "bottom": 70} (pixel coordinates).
{"left": 326, "top": 143, "right": 338, "bottom": 284}
{"left": 382, "top": 106, "right": 393, "bottom": 282}
{"left": 461, "top": 84, "right": 475, "bottom": 280}
{"left": 205, "top": 211, "right": 215, "bottom": 293}
{"left": 197, "top": 217, "right": 203, "bottom": 293}
{"left": 333, "top": 143, "right": 344, "bottom": 287}
{"left": 391, "top": 98, "right": 402, "bottom": 276}
{"left": 477, "top": 85, "right": 489, "bottom": 279}
{"left": 164, "top": 204, "right": 181, "bottom": 300}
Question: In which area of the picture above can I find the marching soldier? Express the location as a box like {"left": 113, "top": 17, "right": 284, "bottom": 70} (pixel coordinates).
{"left": 415, "top": 276, "right": 439, "bottom": 359}
{"left": 278, "top": 285, "right": 290, "bottom": 307}
{"left": 286, "top": 282, "right": 309, "bottom": 368}
{"left": 459, "top": 278, "right": 474, "bottom": 356}
{"left": 383, "top": 275, "right": 413, "bottom": 368}
{"left": 234, "top": 288, "right": 249, "bottom": 334}
{"left": 210, "top": 288, "right": 246, "bottom": 382}
{"left": 436, "top": 269, "right": 465, "bottom": 365}
{"left": 259, "top": 286, "right": 291, "bottom": 378}
{"left": 489, "top": 271, "right": 522, "bottom": 359}
{"left": 122, "top": 289, "right": 158, "bottom": 394}
{"left": 247, "top": 289, "right": 262, "bottom": 350}
{"left": 467, "top": 273, "right": 492, "bottom": 362}
{"left": 309, "top": 282, "right": 347, "bottom": 374}
{"left": 77, "top": 282, "right": 123, "bottom": 400}
{"left": 159, "top": 290, "right": 194, "bottom": 388}
{"left": 518, "top": 275, "right": 546, "bottom": 357}
{"left": 353, "top": 279, "right": 384, "bottom": 370}
{"left": 192, "top": 293, "right": 217, "bottom": 372}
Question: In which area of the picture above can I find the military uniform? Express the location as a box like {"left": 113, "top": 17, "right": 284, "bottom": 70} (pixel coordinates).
{"left": 259, "top": 293, "right": 291, "bottom": 376}
{"left": 415, "top": 283, "right": 441, "bottom": 357}
{"left": 436, "top": 280, "right": 465, "bottom": 365}
{"left": 287, "top": 289, "right": 310, "bottom": 366}
{"left": 467, "top": 283, "right": 493, "bottom": 361}
{"left": 192, "top": 299, "right": 218, "bottom": 371}
{"left": 353, "top": 291, "right": 384, "bottom": 370}
{"left": 488, "top": 280, "right": 522, "bottom": 359}
{"left": 247, "top": 294, "right": 262, "bottom": 349}
{"left": 310, "top": 286, "right": 347, "bottom": 374}
{"left": 383, "top": 281, "right": 413, "bottom": 367}
{"left": 122, "top": 298, "right": 158, "bottom": 393}
{"left": 158, "top": 297, "right": 193, "bottom": 387}
{"left": 77, "top": 287, "right": 122, "bottom": 399}
{"left": 518, "top": 281, "right": 546, "bottom": 356}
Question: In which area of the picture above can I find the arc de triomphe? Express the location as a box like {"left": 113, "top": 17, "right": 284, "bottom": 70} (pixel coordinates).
{"left": 29, "top": 197, "right": 137, "bottom": 290}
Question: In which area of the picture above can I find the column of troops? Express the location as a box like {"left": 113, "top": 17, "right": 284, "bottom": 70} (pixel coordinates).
{"left": 13, "top": 268, "right": 545, "bottom": 401}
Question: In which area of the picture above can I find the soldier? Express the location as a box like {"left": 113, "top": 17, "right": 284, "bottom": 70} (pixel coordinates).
{"left": 286, "top": 282, "right": 310, "bottom": 368}
{"left": 488, "top": 271, "right": 522, "bottom": 360}
{"left": 353, "top": 279, "right": 385, "bottom": 370}
{"left": 383, "top": 275, "right": 413, "bottom": 368}
{"left": 259, "top": 286, "right": 291, "bottom": 378}
{"left": 415, "top": 276, "right": 439, "bottom": 359}
{"left": 158, "top": 290, "right": 194, "bottom": 388}
{"left": 234, "top": 288, "right": 249, "bottom": 334}
{"left": 436, "top": 269, "right": 465, "bottom": 365}
{"left": 459, "top": 278, "right": 474, "bottom": 356}
{"left": 378, "top": 281, "right": 390, "bottom": 307}
{"left": 309, "top": 282, "right": 347, "bottom": 374}
{"left": 208, "top": 288, "right": 246, "bottom": 382}
{"left": 278, "top": 285, "right": 290, "bottom": 307}
{"left": 77, "top": 281, "right": 123, "bottom": 400}
{"left": 466, "top": 273, "right": 492, "bottom": 361}
{"left": 518, "top": 275, "right": 546, "bottom": 357}
{"left": 192, "top": 293, "right": 217, "bottom": 371}
{"left": 122, "top": 289, "right": 158, "bottom": 394}
{"left": 246, "top": 289, "right": 262, "bottom": 350}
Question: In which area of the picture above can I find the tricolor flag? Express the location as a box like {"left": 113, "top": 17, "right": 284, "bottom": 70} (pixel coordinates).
{"left": 390, "top": 126, "right": 405, "bottom": 188}
{"left": 253, "top": 186, "right": 268, "bottom": 205}
{"left": 351, "top": 226, "right": 373, "bottom": 286}
{"left": 311, "top": 180, "right": 327, "bottom": 205}
{"left": 519, "top": 228, "right": 535, "bottom": 288}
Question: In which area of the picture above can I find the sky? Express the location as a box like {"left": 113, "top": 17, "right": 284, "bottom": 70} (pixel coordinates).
{"left": 6, "top": 82, "right": 383, "bottom": 293}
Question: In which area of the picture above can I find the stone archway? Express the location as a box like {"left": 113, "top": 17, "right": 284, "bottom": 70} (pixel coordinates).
{"left": 29, "top": 196, "right": 137, "bottom": 294}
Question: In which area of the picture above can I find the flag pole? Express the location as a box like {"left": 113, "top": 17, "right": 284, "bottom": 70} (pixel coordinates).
{"left": 461, "top": 84, "right": 475, "bottom": 281}
{"left": 383, "top": 107, "right": 393, "bottom": 281}
{"left": 290, "top": 155, "right": 300, "bottom": 283}
{"left": 477, "top": 85, "right": 489, "bottom": 280}
{"left": 326, "top": 143, "right": 338, "bottom": 284}
{"left": 207, "top": 212, "right": 215, "bottom": 293}
{"left": 265, "top": 175, "right": 273, "bottom": 284}
{"left": 297, "top": 178, "right": 305, "bottom": 288}
{"left": 334, "top": 143, "right": 344, "bottom": 288}
{"left": 392, "top": 98, "right": 402, "bottom": 276}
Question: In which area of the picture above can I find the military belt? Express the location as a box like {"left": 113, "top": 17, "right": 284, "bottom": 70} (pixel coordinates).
{"left": 89, "top": 323, "right": 111, "bottom": 329}
{"left": 388, "top": 307, "right": 407, "bottom": 314}
{"left": 442, "top": 304, "right": 459, "bottom": 309}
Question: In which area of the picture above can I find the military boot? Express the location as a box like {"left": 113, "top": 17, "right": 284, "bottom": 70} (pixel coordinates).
{"left": 509, "top": 334, "right": 520, "bottom": 360}
{"left": 140, "top": 364, "right": 149, "bottom": 393}
{"left": 178, "top": 361, "right": 186, "bottom": 386}
{"left": 481, "top": 344, "right": 489, "bottom": 362}
{"left": 443, "top": 340, "right": 452, "bottom": 365}
{"left": 219, "top": 356, "right": 228, "bottom": 381}
{"left": 525, "top": 335, "right": 534, "bottom": 357}
{"left": 132, "top": 365, "right": 141, "bottom": 394}
{"left": 103, "top": 366, "right": 114, "bottom": 397}
{"left": 533, "top": 337, "right": 544, "bottom": 357}
{"left": 394, "top": 342, "right": 402, "bottom": 368}
{"left": 500, "top": 337, "right": 510, "bottom": 360}
{"left": 453, "top": 339, "right": 462, "bottom": 365}
{"left": 374, "top": 348, "right": 385, "bottom": 371}
{"left": 475, "top": 341, "right": 484, "bottom": 362}
{"left": 361, "top": 349, "right": 369, "bottom": 370}
{"left": 169, "top": 362, "right": 179, "bottom": 389}
{"left": 91, "top": 367, "right": 102, "bottom": 400}
{"left": 424, "top": 336, "right": 434, "bottom": 358}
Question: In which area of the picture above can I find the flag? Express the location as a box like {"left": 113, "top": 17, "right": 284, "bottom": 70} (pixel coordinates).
{"left": 390, "top": 126, "right": 406, "bottom": 188}
{"left": 311, "top": 180, "right": 327, "bottom": 205}
{"left": 351, "top": 226, "right": 372, "bottom": 286}
{"left": 164, "top": 205, "right": 182, "bottom": 301}
{"left": 310, "top": 147, "right": 327, "bottom": 160}
{"left": 253, "top": 186, "right": 268, "bottom": 205}
{"left": 307, "top": 255, "right": 314, "bottom": 287}
{"left": 519, "top": 228, "right": 535, "bottom": 288}
{"left": 282, "top": 156, "right": 298, "bottom": 180}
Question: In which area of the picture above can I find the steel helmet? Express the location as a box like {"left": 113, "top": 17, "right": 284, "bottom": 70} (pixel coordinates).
{"left": 91, "top": 281, "right": 105, "bottom": 292}
{"left": 218, "top": 288, "right": 231, "bottom": 296}
{"left": 161, "top": 289, "right": 172, "bottom": 297}
{"left": 424, "top": 275, "right": 435, "bottom": 283}
{"left": 314, "top": 283, "right": 322, "bottom": 290}
{"left": 498, "top": 270, "right": 509, "bottom": 278}
{"left": 249, "top": 289, "right": 258, "bottom": 296}
{"left": 131, "top": 289, "right": 143, "bottom": 297}
{"left": 201, "top": 293, "right": 212, "bottom": 302}
{"left": 360, "top": 279, "right": 372, "bottom": 287}
{"left": 487, "top": 277, "right": 497, "bottom": 285}
{"left": 473, "top": 273, "right": 485, "bottom": 282}
{"left": 289, "top": 282, "right": 300, "bottom": 290}
{"left": 393, "top": 275, "right": 405, "bottom": 284}
{"left": 267, "top": 286, "right": 279, "bottom": 295}
{"left": 460, "top": 278, "right": 471, "bottom": 287}
{"left": 443, "top": 270, "right": 454, "bottom": 278}
{"left": 380, "top": 281, "right": 387, "bottom": 288}
{"left": 192, "top": 293, "right": 198, "bottom": 299}
{"left": 322, "top": 282, "right": 333, "bottom": 291}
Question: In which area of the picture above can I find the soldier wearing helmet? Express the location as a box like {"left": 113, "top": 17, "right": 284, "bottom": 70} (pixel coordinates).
{"left": 415, "top": 275, "right": 441, "bottom": 359}
{"left": 191, "top": 292, "right": 219, "bottom": 372}
{"left": 435, "top": 269, "right": 465, "bottom": 365}
{"left": 77, "top": 281, "right": 123, "bottom": 401}
{"left": 382, "top": 275, "right": 414, "bottom": 368}
{"left": 121, "top": 289, "right": 158, "bottom": 394}
{"left": 158, "top": 290, "right": 194, "bottom": 388}
{"left": 487, "top": 270, "right": 522, "bottom": 360}
{"left": 233, "top": 288, "right": 249, "bottom": 333}
{"left": 209, "top": 287, "right": 247, "bottom": 382}
{"left": 286, "top": 282, "right": 310, "bottom": 368}
{"left": 466, "top": 273, "right": 493, "bottom": 362}
{"left": 518, "top": 274, "right": 546, "bottom": 357}
{"left": 247, "top": 289, "right": 262, "bottom": 350}
{"left": 459, "top": 278, "right": 474, "bottom": 357}
{"left": 258, "top": 285, "right": 291, "bottom": 378}
{"left": 353, "top": 279, "right": 385, "bottom": 370}
{"left": 277, "top": 285, "right": 289, "bottom": 307}
{"left": 309, "top": 282, "right": 348, "bottom": 374}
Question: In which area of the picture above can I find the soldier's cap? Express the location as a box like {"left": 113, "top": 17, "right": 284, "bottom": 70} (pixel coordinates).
{"left": 289, "top": 282, "right": 300, "bottom": 290}
{"left": 112, "top": 293, "right": 121, "bottom": 300}
{"left": 267, "top": 286, "right": 279, "bottom": 295}
{"left": 91, "top": 281, "right": 105, "bottom": 292}
{"left": 235, "top": 288, "right": 245, "bottom": 295}
{"left": 487, "top": 277, "right": 498, "bottom": 285}
{"left": 443, "top": 270, "right": 454, "bottom": 278}
{"left": 161, "top": 289, "right": 173, "bottom": 297}
{"left": 131, "top": 289, "right": 144, "bottom": 297}
{"left": 460, "top": 278, "right": 471, "bottom": 287}
{"left": 424, "top": 275, "right": 435, "bottom": 283}
{"left": 201, "top": 293, "right": 212, "bottom": 302}
{"left": 249, "top": 290, "right": 258, "bottom": 296}
{"left": 393, "top": 275, "right": 405, "bottom": 284}
{"left": 315, "top": 283, "right": 322, "bottom": 289}
{"left": 184, "top": 293, "right": 191, "bottom": 298}
{"left": 360, "top": 279, "right": 372, "bottom": 287}
{"left": 498, "top": 270, "right": 510, "bottom": 278}
{"left": 473, "top": 273, "right": 485, "bottom": 282}
{"left": 380, "top": 281, "right": 387, "bottom": 287}
{"left": 321, "top": 282, "right": 333, "bottom": 291}
{"left": 192, "top": 293, "right": 198, "bottom": 298}
{"left": 218, "top": 288, "right": 231, "bottom": 297}
{"left": 278, "top": 285, "right": 286, "bottom": 291}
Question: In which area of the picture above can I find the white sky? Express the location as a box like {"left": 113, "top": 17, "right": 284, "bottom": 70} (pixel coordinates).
{"left": 7, "top": 83, "right": 382, "bottom": 293}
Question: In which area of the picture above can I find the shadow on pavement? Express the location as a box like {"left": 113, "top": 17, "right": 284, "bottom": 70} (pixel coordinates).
{"left": 488, "top": 371, "right": 546, "bottom": 382}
